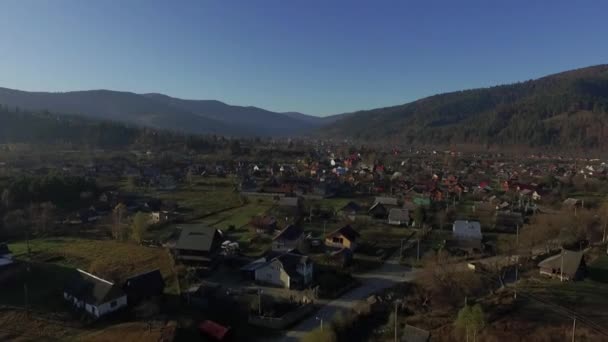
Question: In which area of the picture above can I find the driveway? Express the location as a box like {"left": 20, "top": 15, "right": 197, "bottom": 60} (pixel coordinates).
{"left": 267, "top": 253, "right": 419, "bottom": 341}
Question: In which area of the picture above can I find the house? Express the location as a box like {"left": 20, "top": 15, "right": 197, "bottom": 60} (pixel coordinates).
{"left": 150, "top": 211, "right": 171, "bottom": 224}
{"left": 251, "top": 215, "right": 278, "bottom": 234}
{"left": 0, "top": 243, "right": 15, "bottom": 279}
{"left": 328, "top": 248, "right": 354, "bottom": 268}
{"left": 325, "top": 225, "right": 360, "bottom": 251}
{"left": 369, "top": 196, "right": 399, "bottom": 219}
{"left": 452, "top": 220, "right": 482, "bottom": 241}
{"left": 368, "top": 202, "right": 389, "bottom": 219}
{"left": 254, "top": 252, "right": 314, "bottom": 289}
{"left": 0, "top": 243, "right": 12, "bottom": 261}
{"left": 272, "top": 225, "right": 304, "bottom": 252}
{"left": 173, "top": 225, "right": 223, "bottom": 267}
{"left": 495, "top": 211, "right": 524, "bottom": 233}
{"left": 388, "top": 208, "right": 410, "bottom": 226}
{"left": 538, "top": 250, "right": 586, "bottom": 281}
{"left": 338, "top": 201, "right": 362, "bottom": 221}
{"left": 123, "top": 269, "right": 165, "bottom": 304}
{"left": 63, "top": 269, "right": 128, "bottom": 318}
{"left": 563, "top": 198, "right": 582, "bottom": 209}
{"left": 374, "top": 196, "right": 399, "bottom": 206}
{"left": 277, "top": 196, "right": 301, "bottom": 208}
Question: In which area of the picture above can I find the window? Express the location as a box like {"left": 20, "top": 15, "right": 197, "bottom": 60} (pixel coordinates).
{"left": 110, "top": 300, "right": 117, "bottom": 308}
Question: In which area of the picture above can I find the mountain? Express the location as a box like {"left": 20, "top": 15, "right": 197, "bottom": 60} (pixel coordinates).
{"left": 141, "top": 93, "right": 325, "bottom": 135}
{"left": 321, "top": 65, "right": 608, "bottom": 149}
{"left": 0, "top": 88, "right": 328, "bottom": 136}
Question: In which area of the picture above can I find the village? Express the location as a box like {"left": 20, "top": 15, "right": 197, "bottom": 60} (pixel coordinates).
{"left": 1, "top": 141, "right": 608, "bottom": 341}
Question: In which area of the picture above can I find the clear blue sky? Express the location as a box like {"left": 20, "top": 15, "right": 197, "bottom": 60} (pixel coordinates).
{"left": 1, "top": 0, "right": 607, "bottom": 116}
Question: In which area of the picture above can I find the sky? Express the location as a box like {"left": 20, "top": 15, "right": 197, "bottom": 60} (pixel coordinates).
{"left": 1, "top": 1, "right": 607, "bottom": 116}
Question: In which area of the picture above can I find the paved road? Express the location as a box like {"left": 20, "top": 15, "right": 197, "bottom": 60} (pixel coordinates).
{"left": 273, "top": 253, "right": 419, "bottom": 341}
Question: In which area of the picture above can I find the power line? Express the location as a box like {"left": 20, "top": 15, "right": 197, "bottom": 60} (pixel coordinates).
{"left": 473, "top": 268, "right": 608, "bottom": 338}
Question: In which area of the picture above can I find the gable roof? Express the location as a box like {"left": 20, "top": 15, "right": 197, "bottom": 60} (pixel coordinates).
{"left": 175, "top": 225, "right": 221, "bottom": 252}
{"left": 389, "top": 208, "right": 409, "bottom": 221}
{"left": 538, "top": 249, "right": 584, "bottom": 277}
{"left": 452, "top": 220, "right": 482, "bottom": 240}
{"left": 374, "top": 196, "right": 398, "bottom": 206}
{"left": 123, "top": 269, "right": 165, "bottom": 296}
{"left": 327, "top": 225, "right": 360, "bottom": 242}
{"left": 64, "top": 269, "right": 125, "bottom": 305}
{"left": 340, "top": 201, "right": 362, "bottom": 212}
{"left": 275, "top": 252, "right": 311, "bottom": 279}
{"left": 273, "top": 225, "right": 303, "bottom": 241}
{"left": 0, "top": 243, "right": 10, "bottom": 256}
{"left": 278, "top": 197, "right": 299, "bottom": 207}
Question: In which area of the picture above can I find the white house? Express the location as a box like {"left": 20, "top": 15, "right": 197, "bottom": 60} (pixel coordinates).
{"left": 63, "top": 269, "right": 127, "bottom": 318}
{"left": 254, "top": 252, "right": 313, "bottom": 289}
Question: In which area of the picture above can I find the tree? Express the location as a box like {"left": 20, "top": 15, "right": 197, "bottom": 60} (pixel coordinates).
{"left": 1, "top": 189, "right": 11, "bottom": 209}
{"left": 455, "top": 304, "right": 485, "bottom": 342}
{"left": 29, "top": 202, "right": 55, "bottom": 234}
{"left": 112, "top": 203, "right": 127, "bottom": 240}
{"left": 131, "top": 211, "right": 149, "bottom": 244}
{"left": 414, "top": 207, "right": 426, "bottom": 227}
{"left": 2, "top": 209, "right": 27, "bottom": 238}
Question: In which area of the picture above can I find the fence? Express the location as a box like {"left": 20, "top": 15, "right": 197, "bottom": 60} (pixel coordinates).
{"left": 248, "top": 303, "right": 315, "bottom": 330}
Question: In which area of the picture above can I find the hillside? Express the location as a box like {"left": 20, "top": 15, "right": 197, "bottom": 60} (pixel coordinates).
{"left": 0, "top": 88, "right": 326, "bottom": 136}
{"left": 321, "top": 65, "right": 608, "bottom": 149}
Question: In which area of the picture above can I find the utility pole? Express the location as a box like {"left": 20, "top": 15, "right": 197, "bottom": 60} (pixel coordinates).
{"left": 394, "top": 301, "right": 399, "bottom": 342}
{"left": 516, "top": 224, "right": 519, "bottom": 248}
{"left": 24, "top": 283, "right": 29, "bottom": 318}
{"left": 323, "top": 220, "right": 327, "bottom": 238}
{"left": 417, "top": 238, "right": 420, "bottom": 261}
{"left": 316, "top": 316, "right": 323, "bottom": 331}
{"left": 561, "top": 250, "right": 564, "bottom": 282}
{"left": 514, "top": 264, "right": 518, "bottom": 299}
{"left": 258, "top": 289, "right": 262, "bottom": 316}
{"left": 572, "top": 317, "right": 576, "bottom": 342}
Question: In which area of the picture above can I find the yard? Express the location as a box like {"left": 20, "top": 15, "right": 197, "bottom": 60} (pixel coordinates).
{"left": 155, "top": 175, "right": 244, "bottom": 220}
{"left": 7, "top": 237, "right": 180, "bottom": 299}
{"left": 588, "top": 254, "right": 608, "bottom": 283}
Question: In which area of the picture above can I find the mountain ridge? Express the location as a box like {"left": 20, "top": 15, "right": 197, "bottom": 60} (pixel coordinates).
{"left": 320, "top": 64, "right": 608, "bottom": 149}
{"left": 0, "top": 87, "right": 327, "bottom": 136}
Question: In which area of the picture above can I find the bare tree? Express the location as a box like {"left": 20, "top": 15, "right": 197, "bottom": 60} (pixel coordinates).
{"left": 112, "top": 203, "right": 127, "bottom": 240}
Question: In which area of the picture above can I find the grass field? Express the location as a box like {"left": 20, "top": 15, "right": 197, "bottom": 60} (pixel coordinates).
{"left": 0, "top": 309, "right": 171, "bottom": 342}
{"left": 7, "top": 238, "right": 179, "bottom": 299}
{"left": 520, "top": 278, "right": 608, "bottom": 325}
{"left": 588, "top": 254, "right": 608, "bottom": 282}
